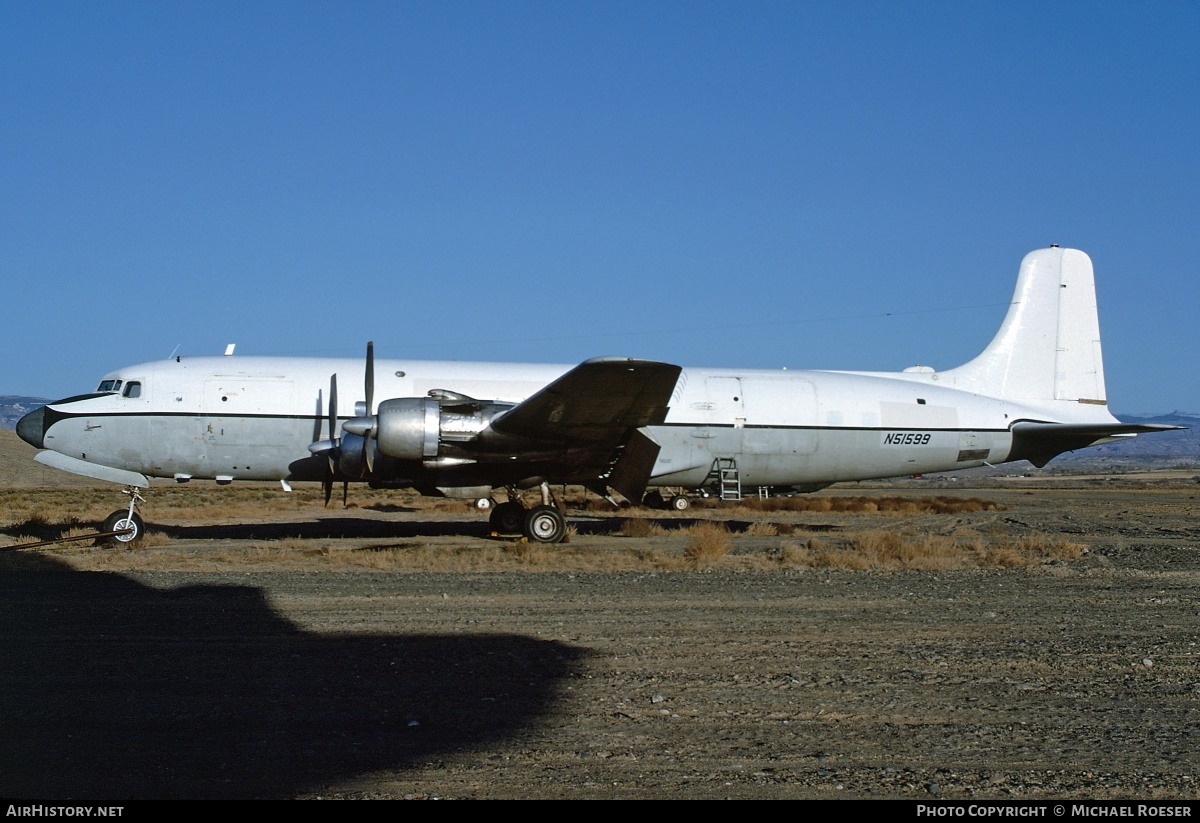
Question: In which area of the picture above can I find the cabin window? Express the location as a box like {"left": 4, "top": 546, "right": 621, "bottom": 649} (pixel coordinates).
{"left": 123, "top": 381, "right": 142, "bottom": 398}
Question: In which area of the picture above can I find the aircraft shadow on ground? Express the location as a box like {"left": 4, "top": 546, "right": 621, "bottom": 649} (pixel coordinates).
{"left": 0, "top": 552, "right": 590, "bottom": 799}
{"left": 153, "top": 515, "right": 636, "bottom": 541}
{"left": 146, "top": 515, "right": 840, "bottom": 542}
{"left": 157, "top": 517, "right": 498, "bottom": 541}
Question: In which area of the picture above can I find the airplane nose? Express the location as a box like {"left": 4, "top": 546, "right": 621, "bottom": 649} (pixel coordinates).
{"left": 16, "top": 407, "right": 45, "bottom": 449}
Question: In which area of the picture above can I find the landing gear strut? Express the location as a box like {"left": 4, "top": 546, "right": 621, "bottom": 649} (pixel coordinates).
{"left": 99, "top": 487, "right": 146, "bottom": 545}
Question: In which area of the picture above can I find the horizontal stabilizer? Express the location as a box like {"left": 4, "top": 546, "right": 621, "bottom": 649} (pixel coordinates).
{"left": 1008, "top": 422, "right": 1184, "bottom": 468}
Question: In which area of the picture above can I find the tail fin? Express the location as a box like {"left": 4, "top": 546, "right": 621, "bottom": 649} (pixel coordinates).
{"left": 943, "top": 247, "right": 1107, "bottom": 404}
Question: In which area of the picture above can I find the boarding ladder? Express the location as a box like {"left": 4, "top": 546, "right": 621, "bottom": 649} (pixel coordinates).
{"left": 706, "top": 457, "right": 742, "bottom": 502}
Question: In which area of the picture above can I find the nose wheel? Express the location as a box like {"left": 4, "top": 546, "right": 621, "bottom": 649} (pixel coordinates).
{"left": 98, "top": 486, "right": 147, "bottom": 545}
{"left": 100, "top": 510, "right": 145, "bottom": 545}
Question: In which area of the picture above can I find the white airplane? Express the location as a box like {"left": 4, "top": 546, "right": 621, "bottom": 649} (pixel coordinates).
{"left": 17, "top": 246, "right": 1177, "bottom": 544}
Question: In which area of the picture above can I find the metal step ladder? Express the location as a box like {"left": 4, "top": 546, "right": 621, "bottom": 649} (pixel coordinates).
{"left": 706, "top": 457, "right": 742, "bottom": 502}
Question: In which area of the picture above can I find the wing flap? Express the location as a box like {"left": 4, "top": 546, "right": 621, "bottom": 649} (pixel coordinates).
{"left": 604, "top": 428, "right": 663, "bottom": 503}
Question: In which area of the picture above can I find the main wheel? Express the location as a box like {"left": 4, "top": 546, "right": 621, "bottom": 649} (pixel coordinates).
{"left": 524, "top": 505, "right": 566, "bottom": 544}
{"left": 670, "top": 495, "right": 690, "bottom": 511}
{"left": 100, "top": 510, "right": 144, "bottom": 546}
{"left": 489, "top": 501, "right": 526, "bottom": 534}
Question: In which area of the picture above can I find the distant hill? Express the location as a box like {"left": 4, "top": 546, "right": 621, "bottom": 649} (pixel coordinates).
{"left": 0, "top": 429, "right": 103, "bottom": 487}
{"left": 1050, "top": 412, "right": 1199, "bottom": 469}
{"left": 0, "top": 395, "right": 49, "bottom": 430}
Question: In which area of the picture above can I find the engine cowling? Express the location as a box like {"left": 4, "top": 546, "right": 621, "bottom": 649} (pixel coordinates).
{"left": 372, "top": 396, "right": 515, "bottom": 461}
{"left": 375, "top": 398, "right": 440, "bottom": 460}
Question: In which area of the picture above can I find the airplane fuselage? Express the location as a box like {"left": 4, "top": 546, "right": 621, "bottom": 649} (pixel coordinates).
{"left": 20, "top": 248, "right": 1176, "bottom": 544}
{"left": 27, "top": 353, "right": 1110, "bottom": 492}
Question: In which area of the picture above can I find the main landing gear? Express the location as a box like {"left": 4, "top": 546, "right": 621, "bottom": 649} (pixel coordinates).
{"left": 642, "top": 489, "right": 690, "bottom": 511}
{"left": 488, "top": 483, "right": 568, "bottom": 544}
{"left": 99, "top": 487, "right": 146, "bottom": 545}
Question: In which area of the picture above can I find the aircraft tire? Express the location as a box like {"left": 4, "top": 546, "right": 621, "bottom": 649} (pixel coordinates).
{"left": 100, "top": 510, "right": 144, "bottom": 546}
{"left": 670, "top": 495, "right": 690, "bottom": 511}
{"left": 642, "top": 490, "right": 665, "bottom": 509}
{"left": 524, "top": 505, "right": 566, "bottom": 544}
{"left": 490, "top": 501, "right": 526, "bottom": 534}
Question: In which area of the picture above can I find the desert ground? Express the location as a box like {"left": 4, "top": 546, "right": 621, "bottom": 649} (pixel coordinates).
{"left": 1, "top": 427, "right": 1199, "bottom": 799}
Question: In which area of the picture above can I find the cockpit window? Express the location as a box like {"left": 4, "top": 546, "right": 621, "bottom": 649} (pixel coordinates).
{"left": 123, "top": 381, "right": 142, "bottom": 398}
{"left": 97, "top": 379, "right": 123, "bottom": 393}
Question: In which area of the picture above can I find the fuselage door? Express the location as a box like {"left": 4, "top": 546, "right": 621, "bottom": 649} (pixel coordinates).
{"left": 703, "top": 377, "right": 745, "bottom": 425}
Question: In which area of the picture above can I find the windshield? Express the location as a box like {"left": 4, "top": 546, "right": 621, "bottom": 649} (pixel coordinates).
{"left": 96, "top": 379, "right": 123, "bottom": 393}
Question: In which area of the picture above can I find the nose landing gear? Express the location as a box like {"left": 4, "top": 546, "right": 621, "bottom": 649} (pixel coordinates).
{"left": 99, "top": 487, "right": 146, "bottom": 545}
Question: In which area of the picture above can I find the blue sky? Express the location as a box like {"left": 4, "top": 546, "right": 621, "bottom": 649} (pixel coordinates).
{"left": 3, "top": 1, "right": 1197, "bottom": 413}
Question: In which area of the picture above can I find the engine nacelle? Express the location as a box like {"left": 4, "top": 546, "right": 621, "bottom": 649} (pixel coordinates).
{"left": 373, "top": 396, "right": 515, "bottom": 461}
{"left": 375, "top": 398, "right": 440, "bottom": 460}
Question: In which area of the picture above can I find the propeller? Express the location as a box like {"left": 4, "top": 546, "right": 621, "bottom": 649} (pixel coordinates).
{"left": 313, "top": 342, "right": 379, "bottom": 485}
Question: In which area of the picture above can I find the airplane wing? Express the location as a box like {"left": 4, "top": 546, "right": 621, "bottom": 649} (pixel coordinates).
{"left": 1008, "top": 421, "right": 1185, "bottom": 468}
{"left": 490, "top": 357, "right": 682, "bottom": 444}
{"left": 487, "top": 357, "right": 682, "bottom": 501}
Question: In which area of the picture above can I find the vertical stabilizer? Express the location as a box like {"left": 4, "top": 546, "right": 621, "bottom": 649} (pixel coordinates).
{"left": 943, "top": 247, "right": 1107, "bottom": 404}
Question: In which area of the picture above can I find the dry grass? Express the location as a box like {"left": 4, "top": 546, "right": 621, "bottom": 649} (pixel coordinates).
{"left": 620, "top": 518, "right": 668, "bottom": 538}
{"left": 734, "top": 495, "right": 1003, "bottom": 514}
{"left": 992, "top": 534, "right": 1087, "bottom": 562}
{"left": 3, "top": 484, "right": 1087, "bottom": 574}
{"left": 75, "top": 543, "right": 695, "bottom": 574}
{"left": 683, "top": 522, "right": 733, "bottom": 565}
{"left": 36, "top": 526, "right": 1094, "bottom": 574}
{"left": 760, "top": 530, "right": 1086, "bottom": 571}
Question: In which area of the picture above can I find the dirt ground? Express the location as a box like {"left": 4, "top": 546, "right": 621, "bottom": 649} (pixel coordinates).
{"left": 1, "top": 477, "right": 1199, "bottom": 799}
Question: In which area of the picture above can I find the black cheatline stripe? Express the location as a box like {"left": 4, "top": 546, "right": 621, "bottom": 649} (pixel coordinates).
{"left": 45, "top": 410, "right": 324, "bottom": 422}
{"left": 47, "top": 410, "right": 1017, "bottom": 435}
{"left": 657, "top": 421, "right": 1010, "bottom": 434}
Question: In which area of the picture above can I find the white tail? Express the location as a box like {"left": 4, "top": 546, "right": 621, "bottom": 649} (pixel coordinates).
{"left": 943, "top": 247, "right": 1107, "bottom": 404}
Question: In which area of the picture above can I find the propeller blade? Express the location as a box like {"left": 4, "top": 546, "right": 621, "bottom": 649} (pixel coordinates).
{"left": 364, "top": 341, "right": 374, "bottom": 416}
{"left": 323, "top": 474, "right": 333, "bottom": 507}
{"left": 342, "top": 481, "right": 349, "bottom": 508}
{"left": 360, "top": 343, "right": 376, "bottom": 477}
{"left": 328, "top": 373, "right": 338, "bottom": 442}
